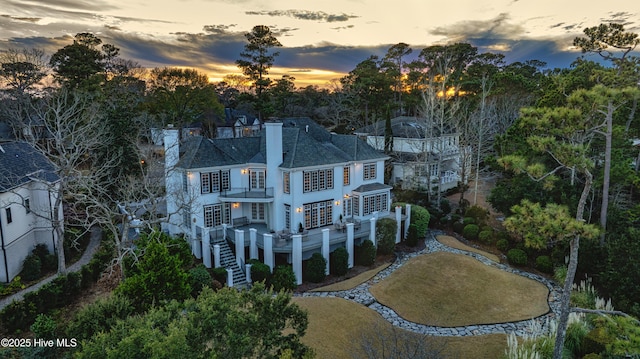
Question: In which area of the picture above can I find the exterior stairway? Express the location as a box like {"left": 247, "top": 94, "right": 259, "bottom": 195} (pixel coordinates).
{"left": 211, "top": 234, "right": 247, "bottom": 288}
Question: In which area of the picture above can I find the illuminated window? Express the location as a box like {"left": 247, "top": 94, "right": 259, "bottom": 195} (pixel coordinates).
{"left": 303, "top": 169, "right": 334, "bottom": 193}
{"left": 302, "top": 200, "right": 333, "bottom": 229}
{"left": 203, "top": 204, "right": 231, "bottom": 227}
{"left": 343, "top": 166, "right": 350, "bottom": 185}
{"left": 283, "top": 172, "right": 290, "bottom": 194}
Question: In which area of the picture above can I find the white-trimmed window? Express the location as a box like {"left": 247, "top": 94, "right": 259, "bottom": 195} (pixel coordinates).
{"left": 182, "top": 172, "right": 188, "bottom": 192}
{"left": 201, "top": 173, "right": 210, "bottom": 194}
{"left": 363, "top": 163, "right": 377, "bottom": 180}
{"left": 283, "top": 172, "right": 290, "bottom": 194}
{"left": 302, "top": 169, "right": 334, "bottom": 193}
{"left": 343, "top": 166, "right": 350, "bottom": 185}
{"left": 221, "top": 171, "right": 230, "bottom": 190}
{"left": 302, "top": 200, "right": 333, "bottom": 229}
{"left": 284, "top": 204, "right": 291, "bottom": 230}
{"left": 201, "top": 170, "right": 231, "bottom": 194}
{"left": 251, "top": 203, "right": 265, "bottom": 221}
{"left": 250, "top": 170, "right": 265, "bottom": 190}
{"left": 203, "top": 203, "right": 231, "bottom": 227}
{"left": 362, "top": 193, "right": 388, "bottom": 216}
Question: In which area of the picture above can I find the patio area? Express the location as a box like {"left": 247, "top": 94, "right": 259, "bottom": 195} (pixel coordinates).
{"left": 196, "top": 206, "right": 411, "bottom": 286}
{"left": 226, "top": 219, "right": 373, "bottom": 255}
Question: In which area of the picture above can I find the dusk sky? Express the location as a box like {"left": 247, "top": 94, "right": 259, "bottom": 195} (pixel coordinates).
{"left": 1, "top": 0, "right": 639, "bottom": 87}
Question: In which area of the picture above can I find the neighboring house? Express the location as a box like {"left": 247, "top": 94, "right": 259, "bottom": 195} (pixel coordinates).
{"left": 355, "top": 116, "right": 463, "bottom": 193}
{"left": 164, "top": 117, "right": 391, "bottom": 237}
{"left": 216, "top": 109, "right": 262, "bottom": 138}
{"left": 0, "top": 141, "right": 61, "bottom": 283}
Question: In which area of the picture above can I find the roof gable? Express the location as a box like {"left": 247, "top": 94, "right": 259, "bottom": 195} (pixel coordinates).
{"left": 0, "top": 141, "right": 59, "bottom": 192}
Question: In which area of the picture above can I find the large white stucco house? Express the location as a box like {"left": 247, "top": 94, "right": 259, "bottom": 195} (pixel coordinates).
{"left": 355, "top": 116, "right": 463, "bottom": 194}
{"left": 163, "top": 118, "right": 401, "bottom": 285}
{"left": 0, "top": 141, "right": 61, "bottom": 283}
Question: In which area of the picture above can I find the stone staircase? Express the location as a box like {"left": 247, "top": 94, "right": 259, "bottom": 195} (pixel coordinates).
{"left": 211, "top": 235, "right": 247, "bottom": 288}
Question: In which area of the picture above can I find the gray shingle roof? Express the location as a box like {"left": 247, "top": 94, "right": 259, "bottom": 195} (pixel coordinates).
{"left": 353, "top": 183, "right": 393, "bottom": 193}
{"left": 0, "top": 141, "right": 59, "bottom": 192}
{"left": 355, "top": 116, "right": 457, "bottom": 138}
{"left": 177, "top": 118, "right": 387, "bottom": 170}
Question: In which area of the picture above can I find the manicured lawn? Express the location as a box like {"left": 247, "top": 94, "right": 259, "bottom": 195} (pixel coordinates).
{"left": 437, "top": 235, "right": 501, "bottom": 262}
{"left": 293, "top": 297, "right": 508, "bottom": 358}
{"left": 369, "top": 251, "right": 549, "bottom": 326}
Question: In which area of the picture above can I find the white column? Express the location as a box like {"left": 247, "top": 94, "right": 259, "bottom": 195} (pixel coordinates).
{"left": 213, "top": 244, "right": 221, "bottom": 268}
{"left": 321, "top": 228, "right": 330, "bottom": 275}
{"left": 202, "top": 227, "right": 211, "bottom": 268}
{"left": 395, "top": 206, "right": 402, "bottom": 243}
{"left": 222, "top": 223, "right": 228, "bottom": 240}
{"left": 263, "top": 233, "right": 274, "bottom": 272}
{"left": 245, "top": 264, "right": 252, "bottom": 284}
{"left": 192, "top": 226, "right": 202, "bottom": 259}
{"left": 292, "top": 234, "right": 303, "bottom": 285}
{"left": 369, "top": 217, "right": 377, "bottom": 246}
{"left": 346, "top": 222, "right": 354, "bottom": 268}
{"left": 249, "top": 228, "right": 258, "bottom": 260}
{"left": 227, "top": 268, "right": 234, "bottom": 287}
{"left": 405, "top": 204, "right": 412, "bottom": 237}
{"left": 235, "top": 229, "right": 245, "bottom": 267}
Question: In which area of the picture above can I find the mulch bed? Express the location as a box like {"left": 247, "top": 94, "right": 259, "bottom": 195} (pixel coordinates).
{"left": 295, "top": 240, "right": 426, "bottom": 293}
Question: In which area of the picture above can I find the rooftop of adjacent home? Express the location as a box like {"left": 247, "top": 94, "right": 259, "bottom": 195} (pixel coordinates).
{"left": 0, "top": 141, "right": 59, "bottom": 192}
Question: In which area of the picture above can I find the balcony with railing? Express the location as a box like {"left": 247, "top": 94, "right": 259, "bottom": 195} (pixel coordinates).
{"left": 218, "top": 187, "right": 274, "bottom": 202}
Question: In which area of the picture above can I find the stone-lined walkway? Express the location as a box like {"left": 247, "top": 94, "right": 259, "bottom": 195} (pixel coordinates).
{"left": 0, "top": 226, "right": 101, "bottom": 311}
{"left": 299, "top": 230, "right": 562, "bottom": 337}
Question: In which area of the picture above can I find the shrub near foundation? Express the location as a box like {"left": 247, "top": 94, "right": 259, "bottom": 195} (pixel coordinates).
{"left": 304, "top": 253, "right": 327, "bottom": 283}
{"left": 330, "top": 247, "right": 349, "bottom": 276}
{"left": 376, "top": 218, "right": 397, "bottom": 255}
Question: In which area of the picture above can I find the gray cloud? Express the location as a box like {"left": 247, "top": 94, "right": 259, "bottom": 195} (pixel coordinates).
{"left": 430, "top": 13, "right": 526, "bottom": 42}
{"left": 0, "top": 15, "right": 41, "bottom": 23}
{"left": 245, "top": 10, "right": 358, "bottom": 23}
{"left": 4, "top": 0, "right": 117, "bottom": 15}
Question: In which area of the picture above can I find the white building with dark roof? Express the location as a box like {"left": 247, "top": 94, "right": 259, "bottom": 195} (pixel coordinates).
{"left": 163, "top": 118, "right": 405, "bottom": 285}
{"left": 0, "top": 141, "right": 61, "bottom": 283}
{"left": 355, "top": 116, "right": 462, "bottom": 193}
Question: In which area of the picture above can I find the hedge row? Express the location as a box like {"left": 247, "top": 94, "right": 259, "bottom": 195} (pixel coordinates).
{"left": 0, "top": 241, "right": 113, "bottom": 333}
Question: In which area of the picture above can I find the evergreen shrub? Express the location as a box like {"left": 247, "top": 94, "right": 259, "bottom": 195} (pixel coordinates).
{"left": 271, "top": 265, "right": 296, "bottom": 292}
{"left": 507, "top": 249, "right": 528, "bottom": 266}
{"left": 330, "top": 247, "right": 349, "bottom": 276}
{"left": 496, "top": 238, "right": 509, "bottom": 253}
{"left": 356, "top": 240, "right": 377, "bottom": 265}
{"left": 21, "top": 254, "right": 42, "bottom": 281}
{"left": 248, "top": 259, "right": 271, "bottom": 285}
{"left": 462, "top": 224, "right": 480, "bottom": 241}
{"left": 304, "top": 253, "right": 327, "bottom": 283}
{"left": 536, "top": 255, "right": 553, "bottom": 273}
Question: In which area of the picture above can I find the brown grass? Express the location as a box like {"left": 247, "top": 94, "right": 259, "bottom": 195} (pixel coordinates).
{"left": 309, "top": 262, "right": 391, "bottom": 292}
{"left": 369, "top": 252, "right": 549, "bottom": 327}
{"left": 293, "top": 296, "right": 508, "bottom": 359}
{"left": 437, "top": 235, "right": 501, "bottom": 262}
